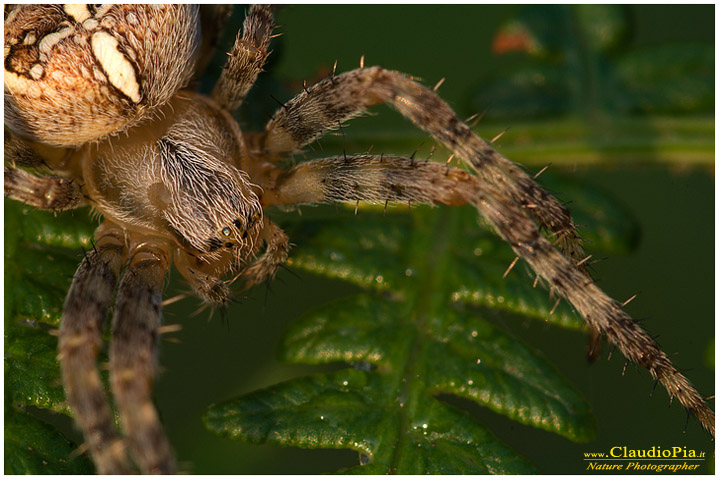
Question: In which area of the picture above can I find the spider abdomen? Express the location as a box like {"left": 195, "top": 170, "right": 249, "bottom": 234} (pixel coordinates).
{"left": 4, "top": 5, "right": 199, "bottom": 147}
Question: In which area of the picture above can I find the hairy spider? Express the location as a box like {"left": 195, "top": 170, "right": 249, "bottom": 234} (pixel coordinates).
{"left": 4, "top": 4, "right": 714, "bottom": 474}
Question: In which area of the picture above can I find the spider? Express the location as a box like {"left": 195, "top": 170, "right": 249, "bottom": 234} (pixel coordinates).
{"left": 4, "top": 4, "right": 714, "bottom": 474}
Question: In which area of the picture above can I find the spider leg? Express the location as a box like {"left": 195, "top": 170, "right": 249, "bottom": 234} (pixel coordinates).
{"left": 259, "top": 67, "right": 714, "bottom": 435}
{"left": 5, "top": 127, "right": 48, "bottom": 168}
{"left": 4, "top": 129, "right": 82, "bottom": 211}
{"left": 211, "top": 5, "right": 275, "bottom": 112}
{"left": 473, "top": 181, "right": 715, "bottom": 436}
{"left": 261, "top": 154, "right": 476, "bottom": 207}
{"left": 59, "top": 222, "right": 131, "bottom": 474}
{"left": 109, "top": 237, "right": 174, "bottom": 474}
{"left": 4, "top": 165, "right": 82, "bottom": 211}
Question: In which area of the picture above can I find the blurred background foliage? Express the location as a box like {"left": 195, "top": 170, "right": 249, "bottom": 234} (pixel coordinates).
{"left": 5, "top": 4, "right": 713, "bottom": 474}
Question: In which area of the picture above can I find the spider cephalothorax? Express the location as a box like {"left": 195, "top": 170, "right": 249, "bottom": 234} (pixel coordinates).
{"left": 4, "top": 4, "right": 713, "bottom": 474}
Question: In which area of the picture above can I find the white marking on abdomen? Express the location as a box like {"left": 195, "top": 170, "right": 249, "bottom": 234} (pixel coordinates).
{"left": 90, "top": 31, "right": 141, "bottom": 103}
{"left": 64, "top": 4, "right": 92, "bottom": 23}
{"left": 38, "top": 27, "right": 74, "bottom": 57}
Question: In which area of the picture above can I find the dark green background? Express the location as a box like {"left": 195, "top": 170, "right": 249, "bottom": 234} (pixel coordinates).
{"left": 39, "top": 5, "right": 714, "bottom": 474}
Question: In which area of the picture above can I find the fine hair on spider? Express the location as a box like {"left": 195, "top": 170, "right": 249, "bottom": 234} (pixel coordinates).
{"left": 3, "top": 4, "right": 714, "bottom": 474}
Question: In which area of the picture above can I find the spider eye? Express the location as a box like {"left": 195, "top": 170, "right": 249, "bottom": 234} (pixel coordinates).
{"left": 233, "top": 219, "right": 243, "bottom": 229}
{"left": 221, "top": 227, "right": 232, "bottom": 237}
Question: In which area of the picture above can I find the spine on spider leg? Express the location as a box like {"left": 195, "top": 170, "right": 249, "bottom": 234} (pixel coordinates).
{"left": 550, "top": 249, "right": 715, "bottom": 436}
{"left": 342, "top": 67, "right": 599, "bottom": 357}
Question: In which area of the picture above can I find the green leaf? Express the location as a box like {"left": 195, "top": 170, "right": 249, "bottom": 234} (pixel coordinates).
{"left": 286, "top": 295, "right": 595, "bottom": 441}
{"left": 5, "top": 319, "right": 69, "bottom": 415}
{"left": 4, "top": 202, "right": 93, "bottom": 328}
{"left": 205, "top": 290, "right": 595, "bottom": 473}
{"left": 205, "top": 370, "right": 537, "bottom": 474}
{"left": 5, "top": 407, "right": 93, "bottom": 474}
